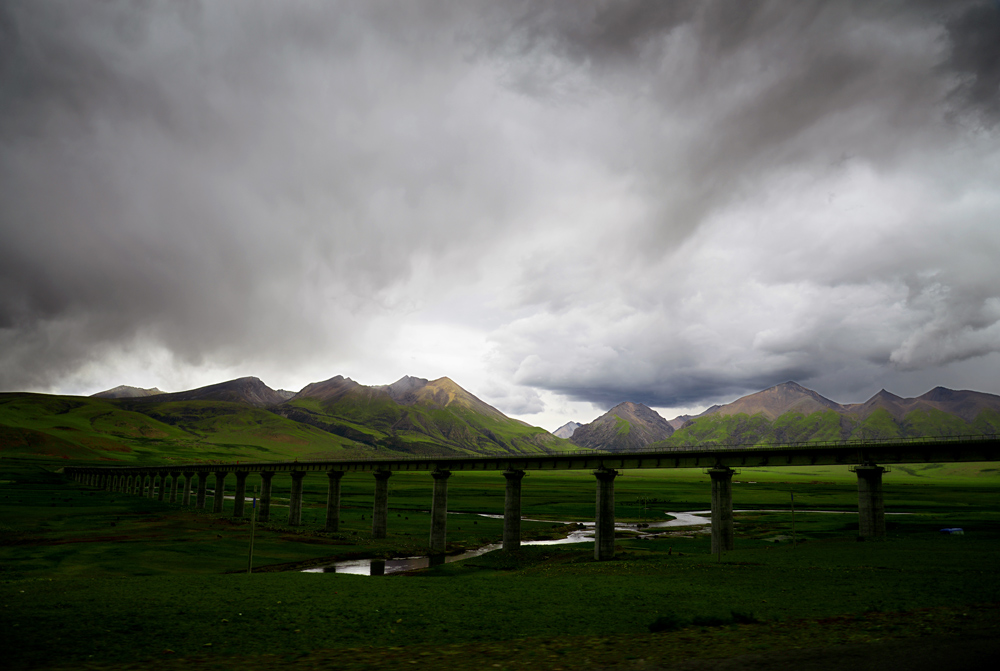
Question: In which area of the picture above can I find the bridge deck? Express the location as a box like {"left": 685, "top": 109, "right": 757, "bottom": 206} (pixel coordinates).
{"left": 67, "top": 435, "right": 1000, "bottom": 475}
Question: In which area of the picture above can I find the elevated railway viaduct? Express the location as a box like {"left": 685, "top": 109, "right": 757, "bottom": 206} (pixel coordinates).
{"left": 66, "top": 435, "right": 1000, "bottom": 560}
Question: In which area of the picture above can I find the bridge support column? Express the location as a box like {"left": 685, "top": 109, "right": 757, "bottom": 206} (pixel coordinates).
{"left": 288, "top": 471, "right": 306, "bottom": 526}
{"left": 503, "top": 469, "right": 525, "bottom": 551}
{"left": 372, "top": 470, "right": 392, "bottom": 539}
{"left": 156, "top": 474, "right": 165, "bottom": 501}
{"left": 169, "top": 472, "right": 180, "bottom": 503}
{"left": 325, "top": 471, "right": 344, "bottom": 532}
{"left": 182, "top": 472, "right": 194, "bottom": 506}
{"left": 259, "top": 471, "right": 274, "bottom": 523}
{"left": 855, "top": 465, "right": 886, "bottom": 539}
{"left": 594, "top": 467, "right": 619, "bottom": 561}
{"left": 709, "top": 467, "right": 735, "bottom": 554}
{"left": 429, "top": 470, "right": 451, "bottom": 553}
{"left": 233, "top": 472, "right": 248, "bottom": 518}
{"left": 146, "top": 475, "right": 155, "bottom": 499}
{"left": 133, "top": 474, "right": 142, "bottom": 496}
{"left": 124, "top": 474, "right": 133, "bottom": 495}
{"left": 196, "top": 472, "right": 209, "bottom": 509}
{"left": 213, "top": 471, "right": 228, "bottom": 514}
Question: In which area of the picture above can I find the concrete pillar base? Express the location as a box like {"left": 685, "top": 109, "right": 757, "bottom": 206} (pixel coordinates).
{"left": 503, "top": 469, "right": 525, "bottom": 551}
{"left": 709, "top": 467, "right": 735, "bottom": 554}
{"left": 855, "top": 465, "right": 887, "bottom": 539}
{"left": 213, "top": 471, "right": 228, "bottom": 514}
{"left": 233, "top": 472, "right": 248, "bottom": 518}
{"left": 169, "top": 472, "right": 180, "bottom": 504}
{"left": 325, "top": 471, "right": 344, "bottom": 532}
{"left": 429, "top": 470, "right": 451, "bottom": 553}
{"left": 594, "top": 467, "right": 618, "bottom": 561}
{"left": 259, "top": 471, "right": 274, "bottom": 523}
{"left": 372, "top": 470, "right": 392, "bottom": 539}
{"left": 288, "top": 471, "right": 306, "bottom": 526}
{"left": 196, "top": 472, "right": 209, "bottom": 509}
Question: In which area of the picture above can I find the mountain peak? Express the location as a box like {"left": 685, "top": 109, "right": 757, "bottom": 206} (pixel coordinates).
{"left": 383, "top": 376, "right": 430, "bottom": 403}
{"left": 91, "top": 385, "right": 165, "bottom": 399}
{"left": 571, "top": 401, "right": 672, "bottom": 451}
{"left": 714, "top": 382, "right": 840, "bottom": 420}
{"left": 553, "top": 421, "right": 582, "bottom": 439}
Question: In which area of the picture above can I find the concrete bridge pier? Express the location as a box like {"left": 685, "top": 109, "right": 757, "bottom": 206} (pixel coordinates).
{"left": 133, "top": 474, "right": 142, "bottom": 496}
{"left": 124, "top": 474, "right": 133, "bottom": 495}
{"left": 213, "top": 472, "right": 228, "bottom": 513}
{"left": 259, "top": 471, "right": 274, "bottom": 523}
{"left": 594, "top": 467, "right": 619, "bottom": 561}
{"left": 855, "top": 465, "right": 886, "bottom": 539}
{"left": 709, "top": 467, "right": 735, "bottom": 554}
{"left": 233, "top": 472, "right": 248, "bottom": 518}
{"left": 325, "top": 471, "right": 344, "bottom": 532}
{"left": 169, "top": 472, "right": 180, "bottom": 503}
{"left": 288, "top": 471, "right": 306, "bottom": 526}
{"left": 196, "top": 472, "right": 209, "bottom": 509}
{"left": 429, "top": 470, "right": 451, "bottom": 553}
{"left": 146, "top": 475, "right": 156, "bottom": 499}
{"left": 503, "top": 469, "right": 525, "bottom": 551}
{"left": 372, "top": 470, "right": 392, "bottom": 539}
{"left": 156, "top": 474, "right": 165, "bottom": 501}
{"left": 182, "top": 472, "right": 194, "bottom": 506}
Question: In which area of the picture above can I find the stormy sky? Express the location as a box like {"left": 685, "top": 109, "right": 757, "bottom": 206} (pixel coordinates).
{"left": 3, "top": 1, "right": 1000, "bottom": 430}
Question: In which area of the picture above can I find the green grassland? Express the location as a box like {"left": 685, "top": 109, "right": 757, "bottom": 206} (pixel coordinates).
{"left": 659, "top": 407, "right": 1000, "bottom": 447}
{"left": 2, "top": 457, "right": 999, "bottom": 669}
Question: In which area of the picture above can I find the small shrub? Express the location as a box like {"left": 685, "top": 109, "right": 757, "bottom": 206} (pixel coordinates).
{"left": 648, "top": 612, "right": 687, "bottom": 633}
{"left": 731, "top": 610, "right": 759, "bottom": 624}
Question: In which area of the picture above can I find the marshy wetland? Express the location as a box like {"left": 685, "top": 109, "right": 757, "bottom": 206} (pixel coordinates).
{"left": 2, "top": 458, "right": 999, "bottom": 670}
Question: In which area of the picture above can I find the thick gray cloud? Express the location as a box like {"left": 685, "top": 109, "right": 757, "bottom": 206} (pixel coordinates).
{"left": 2, "top": 1, "right": 999, "bottom": 421}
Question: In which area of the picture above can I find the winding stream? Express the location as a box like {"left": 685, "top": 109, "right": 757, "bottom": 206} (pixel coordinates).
{"left": 302, "top": 511, "right": 712, "bottom": 575}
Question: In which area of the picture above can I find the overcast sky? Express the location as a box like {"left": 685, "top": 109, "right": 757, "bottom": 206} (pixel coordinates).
{"left": 3, "top": 1, "right": 1000, "bottom": 430}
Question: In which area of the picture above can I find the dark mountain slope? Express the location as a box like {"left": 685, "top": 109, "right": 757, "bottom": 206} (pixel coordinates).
{"left": 571, "top": 401, "right": 673, "bottom": 452}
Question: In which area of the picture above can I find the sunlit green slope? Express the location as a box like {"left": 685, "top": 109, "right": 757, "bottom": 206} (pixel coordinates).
{"left": 654, "top": 407, "right": 1000, "bottom": 448}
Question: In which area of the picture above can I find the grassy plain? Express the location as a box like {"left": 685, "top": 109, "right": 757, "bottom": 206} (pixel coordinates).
{"left": 2, "top": 458, "right": 999, "bottom": 670}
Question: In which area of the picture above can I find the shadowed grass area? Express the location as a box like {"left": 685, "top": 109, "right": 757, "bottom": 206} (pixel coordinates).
{"left": 2, "top": 458, "right": 999, "bottom": 669}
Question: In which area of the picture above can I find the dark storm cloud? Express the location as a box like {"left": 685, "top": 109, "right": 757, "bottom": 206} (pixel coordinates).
{"left": 942, "top": 1, "right": 1000, "bottom": 122}
{"left": 2, "top": 1, "right": 999, "bottom": 414}
{"left": 0, "top": 0, "right": 530, "bottom": 390}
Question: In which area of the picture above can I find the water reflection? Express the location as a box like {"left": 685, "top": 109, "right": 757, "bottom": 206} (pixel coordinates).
{"left": 302, "top": 510, "right": 711, "bottom": 576}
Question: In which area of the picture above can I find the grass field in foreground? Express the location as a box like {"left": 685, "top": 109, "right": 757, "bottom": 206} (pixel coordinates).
{"left": 2, "top": 458, "right": 999, "bottom": 669}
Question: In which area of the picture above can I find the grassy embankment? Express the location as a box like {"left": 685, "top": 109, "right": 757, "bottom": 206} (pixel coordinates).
{"left": 2, "top": 458, "right": 999, "bottom": 670}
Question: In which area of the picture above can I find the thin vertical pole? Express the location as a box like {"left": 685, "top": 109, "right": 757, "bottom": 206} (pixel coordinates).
{"left": 790, "top": 490, "right": 796, "bottom": 548}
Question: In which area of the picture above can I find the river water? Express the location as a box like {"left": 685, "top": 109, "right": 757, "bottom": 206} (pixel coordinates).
{"left": 302, "top": 511, "right": 713, "bottom": 575}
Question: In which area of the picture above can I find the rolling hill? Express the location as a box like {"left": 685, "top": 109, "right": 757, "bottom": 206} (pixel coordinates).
{"left": 0, "top": 375, "right": 574, "bottom": 464}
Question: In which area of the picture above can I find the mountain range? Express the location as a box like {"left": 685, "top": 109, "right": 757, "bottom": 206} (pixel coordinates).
{"left": 3, "top": 376, "right": 999, "bottom": 464}
{"left": 566, "top": 381, "right": 1000, "bottom": 451}
{"left": 0, "top": 374, "right": 571, "bottom": 464}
